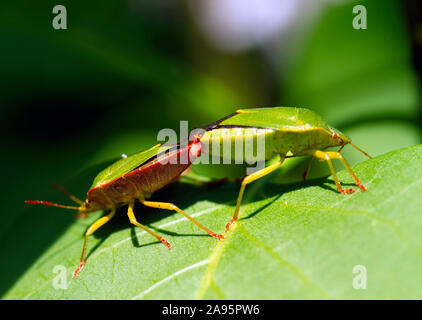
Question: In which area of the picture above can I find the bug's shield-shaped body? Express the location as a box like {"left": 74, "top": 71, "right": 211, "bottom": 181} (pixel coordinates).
{"left": 86, "top": 141, "right": 202, "bottom": 211}
{"left": 199, "top": 107, "right": 349, "bottom": 161}
{"left": 73, "top": 140, "right": 223, "bottom": 278}
{"left": 27, "top": 139, "right": 225, "bottom": 278}
{"left": 196, "top": 106, "right": 368, "bottom": 232}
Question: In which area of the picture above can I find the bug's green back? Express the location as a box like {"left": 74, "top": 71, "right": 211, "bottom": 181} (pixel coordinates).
{"left": 199, "top": 107, "right": 344, "bottom": 160}
{"left": 90, "top": 144, "right": 170, "bottom": 188}
{"left": 219, "top": 107, "right": 330, "bottom": 132}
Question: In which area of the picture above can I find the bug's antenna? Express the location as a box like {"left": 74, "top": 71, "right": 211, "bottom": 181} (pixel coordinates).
{"left": 349, "top": 142, "right": 372, "bottom": 159}
{"left": 25, "top": 200, "right": 80, "bottom": 210}
{"left": 53, "top": 183, "right": 84, "bottom": 205}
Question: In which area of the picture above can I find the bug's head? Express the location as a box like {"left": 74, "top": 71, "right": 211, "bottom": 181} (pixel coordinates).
{"left": 329, "top": 127, "right": 372, "bottom": 159}
{"left": 329, "top": 127, "right": 351, "bottom": 147}
{"left": 82, "top": 198, "right": 101, "bottom": 213}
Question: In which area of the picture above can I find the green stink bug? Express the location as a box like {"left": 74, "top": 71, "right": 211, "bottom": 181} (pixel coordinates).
{"left": 26, "top": 140, "right": 224, "bottom": 278}
{"left": 195, "top": 106, "right": 372, "bottom": 231}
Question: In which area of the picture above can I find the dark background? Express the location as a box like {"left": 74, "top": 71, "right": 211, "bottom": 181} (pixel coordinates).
{"left": 0, "top": 0, "right": 421, "bottom": 297}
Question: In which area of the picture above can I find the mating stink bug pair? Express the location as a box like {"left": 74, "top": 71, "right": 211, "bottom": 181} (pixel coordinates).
{"left": 26, "top": 107, "right": 371, "bottom": 277}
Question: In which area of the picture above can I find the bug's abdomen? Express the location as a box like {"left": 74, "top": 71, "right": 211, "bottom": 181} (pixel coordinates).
{"left": 87, "top": 141, "right": 201, "bottom": 207}
{"left": 273, "top": 129, "right": 334, "bottom": 156}
{"left": 200, "top": 127, "right": 277, "bottom": 163}
{"left": 125, "top": 146, "right": 195, "bottom": 194}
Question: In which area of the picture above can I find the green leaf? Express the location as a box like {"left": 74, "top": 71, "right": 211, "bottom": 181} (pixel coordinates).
{"left": 3, "top": 144, "right": 422, "bottom": 299}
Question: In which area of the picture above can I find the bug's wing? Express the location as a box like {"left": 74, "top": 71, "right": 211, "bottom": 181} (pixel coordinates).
{"left": 90, "top": 144, "right": 171, "bottom": 188}
{"left": 218, "top": 107, "right": 330, "bottom": 131}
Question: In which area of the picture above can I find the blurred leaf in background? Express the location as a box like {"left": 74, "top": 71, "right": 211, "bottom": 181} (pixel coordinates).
{"left": 276, "top": 0, "right": 421, "bottom": 180}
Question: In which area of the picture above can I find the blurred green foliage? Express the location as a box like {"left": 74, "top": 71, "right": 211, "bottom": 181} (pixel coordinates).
{"left": 0, "top": 0, "right": 420, "bottom": 297}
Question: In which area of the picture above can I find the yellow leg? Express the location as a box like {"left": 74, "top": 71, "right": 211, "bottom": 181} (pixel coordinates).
{"left": 325, "top": 151, "right": 367, "bottom": 191}
{"left": 73, "top": 208, "right": 116, "bottom": 278}
{"left": 141, "top": 200, "right": 225, "bottom": 240}
{"left": 226, "top": 159, "right": 283, "bottom": 231}
{"left": 307, "top": 150, "right": 366, "bottom": 194}
{"left": 127, "top": 200, "right": 172, "bottom": 249}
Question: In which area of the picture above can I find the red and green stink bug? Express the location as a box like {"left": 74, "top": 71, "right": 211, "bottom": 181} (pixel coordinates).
{"left": 27, "top": 106, "right": 372, "bottom": 277}
{"left": 26, "top": 140, "right": 224, "bottom": 277}
{"left": 195, "top": 106, "right": 372, "bottom": 231}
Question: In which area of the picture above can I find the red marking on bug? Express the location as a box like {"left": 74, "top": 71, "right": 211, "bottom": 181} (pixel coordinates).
{"left": 225, "top": 219, "right": 236, "bottom": 232}
{"left": 330, "top": 128, "right": 345, "bottom": 146}
{"left": 357, "top": 182, "right": 367, "bottom": 191}
{"left": 211, "top": 233, "right": 225, "bottom": 240}
{"left": 339, "top": 187, "right": 355, "bottom": 194}
{"left": 188, "top": 140, "right": 202, "bottom": 158}
{"left": 73, "top": 262, "right": 84, "bottom": 278}
{"left": 160, "top": 237, "right": 172, "bottom": 250}
{"left": 88, "top": 141, "right": 203, "bottom": 209}
{"left": 26, "top": 200, "right": 46, "bottom": 204}
{"left": 25, "top": 200, "right": 80, "bottom": 210}
{"left": 349, "top": 176, "right": 366, "bottom": 192}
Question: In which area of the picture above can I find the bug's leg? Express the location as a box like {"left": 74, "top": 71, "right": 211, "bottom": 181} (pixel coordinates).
{"left": 73, "top": 208, "right": 116, "bottom": 278}
{"left": 227, "top": 159, "right": 283, "bottom": 232}
{"left": 324, "top": 151, "right": 366, "bottom": 191}
{"left": 308, "top": 150, "right": 353, "bottom": 194}
{"left": 302, "top": 157, "right": 314, "bottom": 181}
{"left": 308, "top": 150, "right": 359, "bottom": 194}
{"left": 140, "top": 200, "right": 225, "bottom": 240}
{"left": 127, "top": 200, "right": 172, "bottom": 249}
